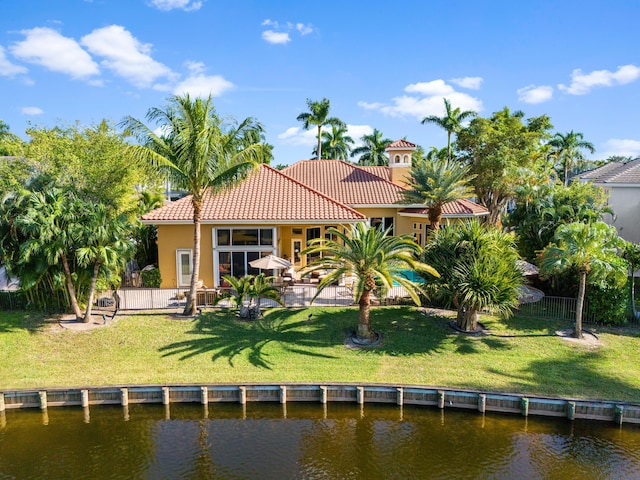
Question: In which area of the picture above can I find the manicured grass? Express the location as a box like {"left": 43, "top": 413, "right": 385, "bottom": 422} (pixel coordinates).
{"left": 1, "top": 307, "right": 639, "bottom": 402}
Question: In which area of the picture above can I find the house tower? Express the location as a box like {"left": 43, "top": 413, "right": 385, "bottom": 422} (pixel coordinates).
{"left": 386, "top": 139, "right": 416, "bottom": 188}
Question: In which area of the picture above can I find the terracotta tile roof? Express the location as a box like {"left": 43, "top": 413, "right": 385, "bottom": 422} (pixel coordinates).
{"left": 283, "top": 160, "right": 405, "bottom": 205}
{"left": 357, "top": 165, "right": 391, "bottom": 180}
{"left": 401, "top": 198, "right": 489, "bottom": 216}
{"left": 142, "top": 164, "right": 365, "bottom": 223}
{"left": 385, "top": 139, "right": 417, "bottom": 150}
{"left": 579, "top": 158, "right": 640, "bottom": 184}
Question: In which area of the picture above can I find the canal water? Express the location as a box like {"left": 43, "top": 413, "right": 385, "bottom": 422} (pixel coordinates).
{"left": 1, "top": 402, "right": 640, "bottom": 479}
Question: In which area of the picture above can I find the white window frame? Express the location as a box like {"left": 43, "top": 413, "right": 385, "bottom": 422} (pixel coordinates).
{"left": 176, "top": 249, "right": 193, "bottom": 288}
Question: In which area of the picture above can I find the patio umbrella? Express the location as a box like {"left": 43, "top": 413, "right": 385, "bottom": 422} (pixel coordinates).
{"left": 249, "top": 254, "right": 292, "bottom": 270}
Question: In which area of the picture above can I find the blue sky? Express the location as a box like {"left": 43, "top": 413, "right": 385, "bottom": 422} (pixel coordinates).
{"left": 1, "top": 0, "right": 639, "bottom": 165}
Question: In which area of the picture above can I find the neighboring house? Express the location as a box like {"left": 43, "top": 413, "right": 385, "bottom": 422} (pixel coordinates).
{"left": 142, "top": 140, "right": 488, "bottom": 288}
{"left": 579, "top": 158, "right": 640, "bottom": 244}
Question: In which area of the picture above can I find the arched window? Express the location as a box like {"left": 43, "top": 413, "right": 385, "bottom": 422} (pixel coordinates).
{"left": 403, "top": 154, "right": 409, "bottom": 163}
{"left": 394, "top": 155, "right": 400, "bottom": 164}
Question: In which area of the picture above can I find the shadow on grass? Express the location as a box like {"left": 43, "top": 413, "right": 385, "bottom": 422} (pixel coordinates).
{"left": 159, "top": 308, "right": 344, "bottom": 369}
{"left": 158, "top": 306, "right": 514, "bottom": 368}
{"left": 339, "top": 307, "right": 511, "bottom": 357}
{"left": 0, "top": 311, "right": 49, "bottom": 334}
{"left": 482, "top": 349, "right": 640, "bottom": 401}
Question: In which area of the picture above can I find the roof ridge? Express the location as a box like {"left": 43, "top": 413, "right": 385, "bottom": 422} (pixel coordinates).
{"left": 264, "top": 163, "right": 365, "bottom": 219}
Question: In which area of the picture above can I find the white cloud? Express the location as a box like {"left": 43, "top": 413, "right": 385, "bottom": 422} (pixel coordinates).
{"left": 261, "top": 19, "right": 313, "bottom": 44}
{"left": 357, "top": 101, "right": 384, "bottom": 110}
{"left": 81, "top": 25, "right": 176, "bottom": 88}
{"left": 262, "top": 30, "right": 291, "bottom": 45}
{"left": 149, "top": 0, "right": 202, "bottom": 11}
{"left": 599, "top": 139, "right": 640, "bottom": 159}
{"left": 278, "top": 124, "right": 374, "bottom": 150}
{"left": 0, "top": 46, "right": 28, "bottom": 76}
{"left": 405, "top": 80, "right": 455, "bottom": 96}
{"left": 451, "top": 76, "right": 483, "bottom": 90}
{"left": 361, "top": 80, "right": 482, "bottom": 120}
{"left": 296, "top": 23, "right": 313, "bottom": 35}
{"left": 558, "top": 64, "right": 640, "bottom": 95}
{"left": 10, "top": 27, "right": 99, "bottom": 79}
{"left": 278, "top": 126, "right": 317, "bottom": 146}
{"left": 517, "top": 84, "right": 553, "bottom": 104}
{"left": 21, "top": 106, "right": 44, "bottom": 115}
{"left": 172, "top": 73, "right": 234, "bottom": 97}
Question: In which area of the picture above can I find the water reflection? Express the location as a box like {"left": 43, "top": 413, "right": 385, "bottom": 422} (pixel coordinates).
{"left": 1, "top": 403, "right": 639, "bottom": 479}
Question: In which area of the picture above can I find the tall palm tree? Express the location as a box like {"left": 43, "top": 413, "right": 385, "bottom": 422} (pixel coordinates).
{"left": 401, "top": 157, "right": 476, "bottom": 231}
{"left": 302, "top": 223, "right": 438, "bottom": 341}
{"left": 421, "top": 98, "right": 476, "bottom": 161}
{"left": 296, "top": 98, "right": 344, "bottom": 160}
{"left": 540, "top": 222, "right": 624, "bottom": 339}
{"left": 315, "top": 124, "right": 354, "bottom": 160}
{"left": 548, "top": 130, "right": 595, "bottom": 187}
{"left": 121, "top": 94, "right": 268, "bottom": 316}
{"left": 350, "top": 129, "right": 393, "bottom": 166}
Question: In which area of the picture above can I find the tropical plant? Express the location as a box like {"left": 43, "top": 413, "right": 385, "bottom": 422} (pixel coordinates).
{"left": 539, "top": 222, "right": 625, "bottom": 338}
{"left": 456, "top": 107, "right": 553, "bottom": 225}
{"left": 76, "top": 205, "right": 133, "bottom": 322}
{"left": 548, "top": 130, "right": 595, "bottom": 187}
{"left": 421, "top": 220, "right": 524, "bottom": 332}
{"left": 220, "top": 273, "right": 283, "bottom": 319}
{"left": 315, "top": 124, "right": 354, "bottom": 160}
{"left": 296, "top": 98, "right": 344, "bottom": 161}
{"left": 624, "top": 242, "right": 640, "bottom": 320}
{"left": 121, "top": 94, "right": 269, "bottom": 316}
{"left": 401, "top": 156, "right": 476, "bottom": 231}
{"left": 302, "top": 223, "right": 438, "bottom": 341}
{"left": 421, "top": 98, "right": 476, "bottom": 161}
{"left": 351, "top": 129, "right": 393, "bottom": 166}
{"left": 505, "top": 181, "right": 614, "bottom": 261}
{"left": 10, "top": 180, "right": 85, "bottom": 319}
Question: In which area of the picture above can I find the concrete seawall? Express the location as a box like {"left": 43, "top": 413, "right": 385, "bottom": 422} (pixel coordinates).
{"left": 1, "top": 383, "right": 638, "bottom": 426}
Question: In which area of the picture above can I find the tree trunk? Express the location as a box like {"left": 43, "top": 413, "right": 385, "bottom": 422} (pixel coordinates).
{"left": 184, "top": 198, "right": 202, "bottom": 316}
{"left": 357, "top": 289, "right": 373, "bottom": 340}
{"left": 83, "top": 261, "right": 101, "bottom": 323}
{"left": 574, "top": 271, "right": 586, "bottom": 339}
{"left": 428, "top": 205, "right": 442, "bottom": 232}
{"left": 317, "top": 125, "right": 322, "bottom": 160}
{"left": 61, "top": 253, "right": 83, "bottom": 320}
{"left": 632, "top": 274, "right": 639, "bottom": 320}
{"left": 456, "top": 306, "right": 479, "bottom": 332}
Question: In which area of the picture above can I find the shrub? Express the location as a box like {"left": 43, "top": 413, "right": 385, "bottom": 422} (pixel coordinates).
{"left": 141, "top": 267, "right": 161, "bottom": 288}
{"left": 585, "top": 281, "right": 629, "bottom": 325}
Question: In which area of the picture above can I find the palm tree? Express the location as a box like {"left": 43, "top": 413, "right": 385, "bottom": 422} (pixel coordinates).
{"left": 121, "top": 94, "right": 268, "bottom": 316}
{"left": 77, "top": 204, "right": 133, "bottom": 322}
{"left": 421, "top": 98, "right": 476, "bottom": 161}
{"left": 220, "top": 273, "right": 283, "bottom": 319}
{"left": 302, "top": 223, "right": 438, "bottom": 341}
{"left": 401, "top": 156, "right": 476, "bottom": 231}
{"left": 548, "top": 130, "right": 595, "bottom": 187}
{"left": 315, "top": 124, "right": 354, "bottom": 160}
{"left": 540, "top": 222, "right": 624, "bottom": 339}
{"left": 421, "top": 220, "right": 523, "bottom": 332}
{"left": 13, "top": 182, "right": 85, "bottom": 319}
{"left": 296, "top": 98, "right": 344, "bottom": 160}
{"left": 350, "top": 129, "right": 392, "bottom": 166}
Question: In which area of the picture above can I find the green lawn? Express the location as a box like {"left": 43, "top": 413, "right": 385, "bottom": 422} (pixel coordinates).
{"left": 1, "top": 307, "right": 639, "bottom": 402}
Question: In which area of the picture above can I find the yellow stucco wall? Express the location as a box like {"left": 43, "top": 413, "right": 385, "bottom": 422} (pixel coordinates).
{"left": 157, "top": 224, "right": 215, "bottom": 288}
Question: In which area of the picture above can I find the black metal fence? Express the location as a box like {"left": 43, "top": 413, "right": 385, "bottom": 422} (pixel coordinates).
{"left": 2, "top": 288, "right": 638, "bottom": 326}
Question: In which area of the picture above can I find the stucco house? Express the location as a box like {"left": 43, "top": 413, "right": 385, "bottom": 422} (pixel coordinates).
{"left": 142, "top": 140, "right": 488, "bottom": 288}
{"left": 579, "top": 158, "right": 640, "bottom": 244}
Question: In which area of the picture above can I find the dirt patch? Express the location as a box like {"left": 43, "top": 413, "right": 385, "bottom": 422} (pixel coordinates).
{"left": 58, "top": 313, "right": 118, "bottom": 332}
{"left": 556, "top": 328, "right": 601, "bottom": 348}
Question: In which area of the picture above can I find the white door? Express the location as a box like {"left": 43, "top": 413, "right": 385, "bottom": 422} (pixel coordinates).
{"left": 177, "top": 250, "right": 192, "bottom": 287}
